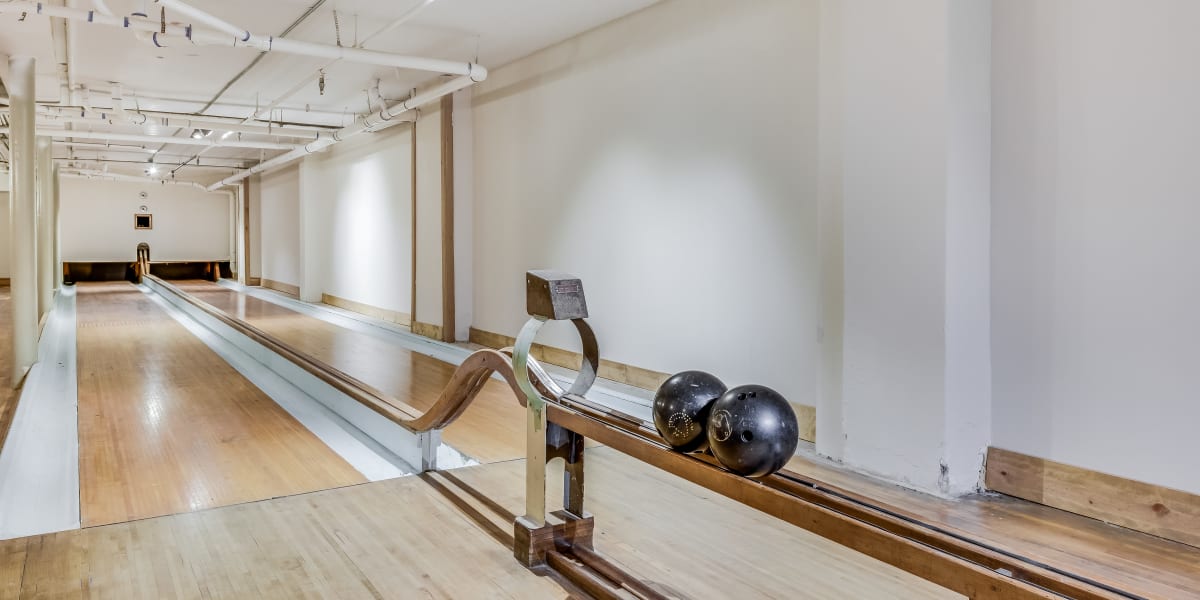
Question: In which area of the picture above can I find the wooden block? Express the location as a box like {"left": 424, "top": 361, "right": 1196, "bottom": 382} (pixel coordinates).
{"left": 261, "top": 278, "right": 300, "bottom": 297}
{"left": 412, "top": 321, "right": 444, "bottom": 340}
{"left": 513, "top": 512, "right": 595, "bottom": 568}
{"left": 321, "top": 293, "right": 412, "bottom": 326}
{"left": 986, "top": 447, "right": 1200, "bottom": 548}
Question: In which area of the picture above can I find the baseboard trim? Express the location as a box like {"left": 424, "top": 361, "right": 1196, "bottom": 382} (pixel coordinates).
{"left": 246, "top": 277, "right": 263, "bottom": 286}
{"left": 261, "top": 278, "right": 300, "bottom": 298}
{"left": 321, "top": 294, "right": 411, "bottom": 326}
{"left": 468, "top": 326, "right": 816, "bottom": 442}
{"left": 985, "top": 447, "right": 1200, "bottom": 548}
{"left": 412, "top": 321, "right": 443, "bottom": 340}
{"left": 0, "top": 278, "right": 9, "bottom": 286}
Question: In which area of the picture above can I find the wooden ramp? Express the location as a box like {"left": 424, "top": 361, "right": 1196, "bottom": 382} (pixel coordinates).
{"left": 0, "top": 447, "right": 959, "bottom": 599}
{"left": 74, "top": 282, "right": 366, "bottom": 527}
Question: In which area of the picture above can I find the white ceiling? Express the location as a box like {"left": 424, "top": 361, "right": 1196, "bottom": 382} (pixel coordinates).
{"left": 0, "top": 0, "right": 658, "bottom": 185}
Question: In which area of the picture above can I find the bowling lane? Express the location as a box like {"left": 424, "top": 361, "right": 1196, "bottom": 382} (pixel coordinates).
{"left": 75, "top": 282, "right": 365, "bottom": 527}
{"left": 172, "top": 281, "right": 528, "bottom": 464}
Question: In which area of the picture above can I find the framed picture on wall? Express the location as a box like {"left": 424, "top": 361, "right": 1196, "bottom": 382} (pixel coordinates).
{"left": 135, "top": 214, "right": 153, "bottom": 230}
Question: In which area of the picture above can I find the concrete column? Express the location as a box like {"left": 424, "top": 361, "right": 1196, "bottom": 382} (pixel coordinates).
{"left": 36, "top": 136, "right": 53, "bottom": 317}
{"left": 822, "top": 0, "right": 992, "bottom": 496}
{"left": 8, "top": 56, "right": 38, "bottom": 386}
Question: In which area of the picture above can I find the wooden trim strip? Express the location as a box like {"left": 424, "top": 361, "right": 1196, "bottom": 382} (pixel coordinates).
{"left": 247, "top": 277, "right": 263, "bottom": 286}
{"left": 321, "top": 293, "right": 411, "bottom": 326}
{"left": 242, "top": 178, "right": 251, "bottom": 284}
{"left": 440, "top": 94, "right": 456, "bottom": 343}
{"left": 410, "top": 121, "right": 419, "bottom": 338}
{"left": 986, "top": 447, "right": 1200, "bottom": 549}
{"left": 0, "top": 278, "right": 9, "bottom": 286}
{"left": 261, "top": 278, "right": 300, "bottom": 298}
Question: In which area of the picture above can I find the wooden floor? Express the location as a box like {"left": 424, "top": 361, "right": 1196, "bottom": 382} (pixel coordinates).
{"left": 0, "top": 447, "right": 960, "bottom": 599}
{"left": 174, "top": 282, "right": 528, "bottom": 464}
{"left": 0, "top": 285, "right": 15, "bottom": 452}
{"left": 786, "top": 449, "right": 1200, "bottom": 599}
{"left": 75, "top": 282, "right": 366, "bottom": 527}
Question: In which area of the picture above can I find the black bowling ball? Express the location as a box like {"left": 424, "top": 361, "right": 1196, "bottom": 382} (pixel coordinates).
{"left": 707, "top": 384, "right": 798, "bottom": 478}
{"left": 652, "top": 371, "right": 727, "bottom": 453}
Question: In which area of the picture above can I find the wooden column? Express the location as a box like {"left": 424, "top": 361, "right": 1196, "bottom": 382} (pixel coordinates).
{"left": 242, "top": 177, "right": 251, "bottom": 284}
{"left": 440, "top": 95, "right": 456, "bottom": 342}
{"left": 410, "top": 121, "right": 418, "bottom": 327}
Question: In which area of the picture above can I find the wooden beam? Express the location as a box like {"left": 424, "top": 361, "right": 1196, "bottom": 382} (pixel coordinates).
{"left": 440, "top": 94, "right": 456, "bottom": 343}
{"left": 242, "top": 178, "right": 251, "bottom": 284}
{"left": 986, "top": 447, "right": 1200, "bottom": 548}
{"left": 411, "top": 120, "right": 418, "bottom": 333}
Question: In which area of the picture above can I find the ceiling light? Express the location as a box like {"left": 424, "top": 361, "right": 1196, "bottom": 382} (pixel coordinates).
{"left": 191, "top": 128, "right": 212, "bottom": 139}
{"left": 146, "top": 164, "right": 159, "bottom": 176}
{"left": 221, "top": 131, "right": 234, "bottom": 140}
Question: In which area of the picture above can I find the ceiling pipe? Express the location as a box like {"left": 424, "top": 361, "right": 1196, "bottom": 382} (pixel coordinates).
{"left": 0, "top": 127, "right": 301, "bottom": 150}
{"left": 245, "top": 0, "right": 441, "bottom": 124}
{"left": 154, "top": 0, "right": 483, "bottom": 76}
{"left": 92, "top": 0, "right": 114, "bottom": 17}
{"left": 57, "top": 141, "right": 155, "bottom": 153}
{"left": 61, "top": 168, "right": 209, "bottom": 191}
{"left": 0, "top": 2, "right": 484, "bottom": 77}
{"left": 30, "top": 105, "right": 328, "bottom": 139}
{"left": 206, "top": 73, "right": 475, "bottom": 191}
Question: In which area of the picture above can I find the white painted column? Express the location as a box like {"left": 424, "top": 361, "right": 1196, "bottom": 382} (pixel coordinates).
{"left": 824, "top": 0, "right": 992, "bottom": 496}
{"left": 8, "top": 56, "right": 38, "bottom": 385}
{"left": 52, "top": 164, "right": 61, "bottom": 288}
{"left": 296, "top": 157, "right": 324, "bottom": 303}
{"left": 36, "top": 136, "right": 54, "bottom": 317}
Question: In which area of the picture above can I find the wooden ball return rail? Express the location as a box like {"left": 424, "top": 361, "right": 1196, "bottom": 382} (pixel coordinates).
{"left": 144, "top": 270, "right": 1133, "bottom": 600}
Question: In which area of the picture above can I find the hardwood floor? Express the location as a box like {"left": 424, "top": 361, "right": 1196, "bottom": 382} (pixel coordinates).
{"left": 785, "top": 448, "right": 1200, "bottom": 599}
{"left": 75, "top": 282, "right": 366, "bottom": 527}
{"left": 174, "top": 282, "right": 528, "bottom": 464}
{"left": 0, "top": 446, "right": 960, "bottom": 599}
{"left": 0, "top": 285, "right": 15, "bottom": 452}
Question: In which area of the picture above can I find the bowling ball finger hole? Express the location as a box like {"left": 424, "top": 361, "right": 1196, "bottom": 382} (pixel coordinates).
{"left": 740, "top": 430, "right": 754, "bottom": 442}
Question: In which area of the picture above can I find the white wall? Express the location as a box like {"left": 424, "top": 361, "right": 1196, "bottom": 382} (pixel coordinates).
{"left": 60, "top": 179, "right": 231, "bottom": 262}
{"left": 259, "top": 166, "right": 300, "bottom": 287}
{"left": 414, "top": 107, "right": 443, "bottom": 327}
{"left": 992, "top": 0, "right": 1200, "bottom": 495}
{"left": 471, "top": 0, "right": 820, "bottom": 406}
{"left": 298, "top": 125, "right": 415, "bottom": 316}
{"left": 0, "top": 192, "right": 9, "bottom": 277}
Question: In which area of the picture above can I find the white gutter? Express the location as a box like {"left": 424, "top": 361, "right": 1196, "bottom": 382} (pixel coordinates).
{"left": 0, "top": 127, "right": 300, "bottom": 150}
{"left": 0, "top": 2, "right": 483, "bottom": 76}
{"left": 205, "top": 73, "right": 479, "bottom": 191}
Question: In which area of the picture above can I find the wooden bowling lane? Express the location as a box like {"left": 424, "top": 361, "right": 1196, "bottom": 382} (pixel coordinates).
{"left": 0, "top": 446, "right": 962, "bottom": 599}
{"left": 75, "top": 282, "right": 366, "bottom": 527}
{"left": 0, "top": 284, "right": 14, "bottom": 451}
{"left": 172, "top": 281, "right": 528, "bottom": 464}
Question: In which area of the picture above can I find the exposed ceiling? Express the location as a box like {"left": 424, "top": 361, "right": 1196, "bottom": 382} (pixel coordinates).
{"left": 0, "top": 0, "right": 658, "bottom": 187}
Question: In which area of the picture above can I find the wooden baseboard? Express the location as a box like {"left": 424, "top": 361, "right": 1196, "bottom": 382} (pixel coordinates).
{"left": 0, "top": 278, "right": 9, "bottom": 286}
{"left": 247, "top": 277, "right": 262, "bottom": 286}
{"left": 985, "top": 447, "right": 1200, "bottom": 548}
{"left": 469, "top": 327, "right": 670, "bottom": 391}
{"left": 261, "top": 278, "right": 300, "bottom": 298}
{"left": 412, "top": 321, "right": 443, "bottom": 340}
{"left": 468, "top": 326, "right": 817, "bottom": 442}
{"left": 321, "top": 294, "right": 411, "bottom": 326}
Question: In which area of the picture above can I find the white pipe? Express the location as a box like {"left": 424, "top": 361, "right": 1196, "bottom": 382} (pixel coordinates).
{"left": 31, "top": 105, "right": 326, "bottom": 139}
{"left": 60, "top": 168, "right": 209, "bottom": 191}
{"left": 206, "top": 74, "right": 473, "bottom": 191}
{"left": 36, "top": 135, "right": 54, "bottom": 318}
{"left": 2, "top": 128, "right": 302, "bottom": 151}
{"left": 57, "top": 141, "right": 156, "bottom": 153}
{"left": 8, "top": 55, "right": 38, "bottom": 385}
{"left": 246, "top": 0, "right": 441, "bottom": 123}
{"left": 0, "top": 2, "right": 483, "bottom": 76}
